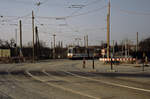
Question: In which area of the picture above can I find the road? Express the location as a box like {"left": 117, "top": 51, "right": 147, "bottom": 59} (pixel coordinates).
{"left": 0, "top": 59, "right": 150, "bottom": 99}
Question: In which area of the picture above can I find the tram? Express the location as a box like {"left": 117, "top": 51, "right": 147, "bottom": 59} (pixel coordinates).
{"left": 67, "top": 46, "right": 100, "bottom": 59}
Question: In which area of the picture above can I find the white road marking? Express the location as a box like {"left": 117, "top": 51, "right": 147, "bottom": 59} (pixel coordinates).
{"left": 42, "top": 69, "right": 79, "bottom": 83}
{"left": 42, "top": 69, "right": 105, "bottom": 98}
{"left": 65, "top": 71, "right": 150, "bottom": 93}
{"left": 26, "top": 71, "right": 100, "bottom": 99}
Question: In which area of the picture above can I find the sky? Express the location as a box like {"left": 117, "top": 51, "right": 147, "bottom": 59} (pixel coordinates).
{"left": 0, "top": 0, "right": 150, "bottom": 47}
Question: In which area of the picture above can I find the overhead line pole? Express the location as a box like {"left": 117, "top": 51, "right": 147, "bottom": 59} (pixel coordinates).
{"left": 15, "top": 29, "right": 17, "bottom": 47}
{"left": 15, "top": 29, "right": 18, "bottom": 57}
{"left": 84, "top": 36, "right": 86, "bottom": 47}
{"left": 19, "top": 20, "right": 22, "bottom": 50}
{"left": 125, "top": 40, "right": 127, "bottom": 58}
{"left": 113, "top": 40, "right": 115, "bottom": 56}
{"left": 19, "top": 20, "right": 23, "bottom": 58}
{"left": 53, "top": 34, "right": 56, "bottom": 59}
{"left": 32, "top": 11, "right": 35, "bottom": 63}
{"left": 107, "top": 0, "right": 110, "bottom": 58}
{"left": 86, "top": 35, "right": 88, "bottom": 48}
{"left": 136, "top": 32, "right": 139, "bottom": 52}
{"left": 136, "top": 32, "right": 139, "bottom": 63}
{"left": 35, "top": 26, "right": 39, "bottom": 59}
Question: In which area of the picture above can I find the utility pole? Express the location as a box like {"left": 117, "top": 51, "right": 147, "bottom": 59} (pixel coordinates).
{"left": 127, "top": 40, "right": 130, "bottom": 56}
{"left": 59, "top": 41, "right": 61, "bottom": 48}
{"left": 53, "top": 34, "right": 56, "bottom": 59}
{"left": 125, "top": 40, "right": 127, "bottom": 58}
{"left": 136, "top": 32, "right": 139, "bottom": 63}
{"left": 51, "top": 41, "right": 53, "bottom": 58}
{"left": 32, "top": 11, "right": 35, "bottom": 62}
{"left": 15, "top": 29, "right": 17, "bottom": 57}
{"left": 136, "top": 32, "right": 139, "bottom": 52}
{"left": 51, "top": 42, "right": 53, "bottom": 49}
{"left": 15, "top": 29, "right": 17, "bottom": 47}
{"left": 86, "top": 35, "right": 88, "bottom": 48}
{"left": 61, "top": 41, "right": 63, "bottom": 58}
{"left": 113, "top": 40, "right": 115, "bottom": 56}
{"left": 35, "top": 26, "right": 38, "bottom": 46}
{"left": 19, "top": 20, "right": 22, "bottom": 50}
{"left": 107, "top": 0, "right": 110, "bottom": 58}
{"left": 61, "top": 41, "right": 63, "bottom": 48}
{"left": 19, "top": 20, "right": 23, "bottom": 57}
{"left": 35, "top": 26, "right": 39, "bottom": 59}
{"left": 122, "top": 40, "right": 124, "bottom": 56}
{"left": 85, "top": 35, "right": 88, "bottom": 56}
{"left": 84, "top": 36, "right": 86, "bottom": 47}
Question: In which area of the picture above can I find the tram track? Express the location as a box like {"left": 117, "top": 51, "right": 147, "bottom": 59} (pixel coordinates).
{"left": 1, "top": 64, "right": 55, "bottom": 99}
{"left": 42, "top": 69, "right": 111, "bottom": 98}
{"left": 30, "top": 69, "right": 150, "bottom": 99}
{"left": 43, "top": 61, "right": 150, "bottom": 92}
{"left": 39, "top": 61, "right": 150, "bottom": 98}
{"left": 0, "top": 65, "right": 19, "bottom": 99}
{"left": 26, "top": 70, "right": 100, "bottom": 99}
{"left": 0, "top": 60, "right": 150, "bottom": 99}
{"left": 7, "top": 69, "right": 53, "bottom": 99}
{"left": 61, "top": 71, "right": 150, "bottom": 93}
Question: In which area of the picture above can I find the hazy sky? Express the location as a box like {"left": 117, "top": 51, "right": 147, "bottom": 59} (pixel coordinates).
{"left": 0, "top": 0, "right": 150, "bottom": 47}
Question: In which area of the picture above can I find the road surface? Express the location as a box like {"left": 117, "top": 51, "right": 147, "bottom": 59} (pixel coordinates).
{"left": 0, "top": 59, "right": 150, "bottom": 99}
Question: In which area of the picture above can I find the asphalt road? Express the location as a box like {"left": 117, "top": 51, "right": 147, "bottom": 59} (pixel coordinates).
{"left": 0, "top": 59, "right": 150, "bottom": 99}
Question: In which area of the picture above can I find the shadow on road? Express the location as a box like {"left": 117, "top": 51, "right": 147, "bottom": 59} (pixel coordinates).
{"left": 0, "top": 70, "right": 150, "bottom": 78}
{"left": 69, "top": 71, "right": 150, "bottom": 78}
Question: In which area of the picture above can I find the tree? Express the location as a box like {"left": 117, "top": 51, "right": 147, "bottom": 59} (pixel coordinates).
{"left": 10, "top": 38, "right": 15, "bottom": 48}
{"left": 114, "top": 42, "right": 119, "bottom": 52}
{"left": 139, "top": 37, "right": 150, "bottom": 52}
{"left": 139, "top": 37, "right": 150, "bottom": 58}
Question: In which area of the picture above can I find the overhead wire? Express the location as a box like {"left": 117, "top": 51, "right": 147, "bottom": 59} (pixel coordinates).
{"left": 61, "top": 1, "right": 107, "bottom": 38}
{"left": 34, "top": 0, "right": 106, "bottom": 19}
{"left": 33, "top": 0, "right": 50, "bottom": 15}
{"left": 35, "top": 17, "right": 82, "bottom": 38}
{"left": 0, "top": 0, "right": 47, "bottom": 26}
{"left": 114, "top": 6, "right": 150, "bottom": 16}
{"left": 35, "top": 18, "right": 50, "bottom": 34}
{"left": 35, "top": 18, "right": 61, "bottom": 37}
{"left": 4, "top": 0, "right": 34, "bottom": 5}
{"left": 64, "top": 19, "right": 81, "bottom": 34}
{"left": 35, "top": 5, "right": 107, "bottom": 20}
{"left": 66, "top": 5, "right": 107, "bottom": 18}
{"left": 69, "top": 0, "right": 103, "bottom": 16}
{"left": 2, "top": 0, "right": 106, "bottom": 37}
{"left": 0, "top": 0, "right": 50, "bottom": 21}
{"left": 36, "top": 20, "right": 82, "bottom": 39}
{"left": 34, "top": 17, "right": 75, "bottom": 45}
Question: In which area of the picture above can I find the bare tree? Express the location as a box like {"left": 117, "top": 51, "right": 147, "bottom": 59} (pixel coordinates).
{"left": 139, "top": 37, "right": 150, "bottom": 52}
